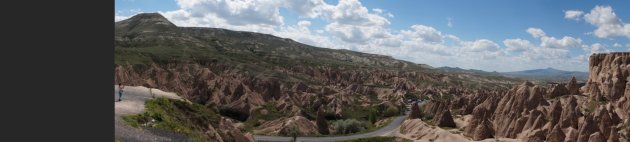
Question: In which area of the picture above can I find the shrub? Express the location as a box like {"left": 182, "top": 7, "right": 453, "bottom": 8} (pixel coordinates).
{"left": 218, "top": 106, "right": 248, "bottom": 121}
{"left": 122, "top": 97, "right": 219, "bottom": 140}
{"left": 368, "top": 107, "right": 378, "bottom": 124}
{"left": 423, "top": 113, "right": 434, "bottom": 121}
{"left": 383, "top": 106, "right": 399, "bottom": 117}
{"left": 332, "top": 119, "right": 367, "bottom": 134}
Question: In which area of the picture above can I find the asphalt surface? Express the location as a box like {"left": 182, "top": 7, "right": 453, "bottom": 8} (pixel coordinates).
{"left": 254, "top": 109, "right": 410, "bottom": 142}
{"left": 115, "top": 85, "right": 413, "bottom": 142}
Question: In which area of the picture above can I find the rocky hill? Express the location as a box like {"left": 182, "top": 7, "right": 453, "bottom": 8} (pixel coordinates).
{"left": 407, "top": 52, "right": 630, "bottom": 142}
{"left": 114, "top": 13, "right": 523, "bottom": 141}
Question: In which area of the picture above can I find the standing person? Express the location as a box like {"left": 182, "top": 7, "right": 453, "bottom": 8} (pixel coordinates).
{"left": 149, "top": 88, "right": 154, "bottom": 98}
{"left": 118, "top": 83, "right": 125, "bottom": 101}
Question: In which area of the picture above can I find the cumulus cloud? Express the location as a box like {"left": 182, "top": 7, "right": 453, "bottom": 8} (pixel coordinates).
{"left": 281, "top": 0, "right": 392, "bottom": 44}
{"left": 503, "top": 38, "right": 535, "bottom": 53}
{"left": 527, "top": 28, "right": 546, "bottom": 38}
{"left": 447, "top": 18, "right": 453, "bottom": 28}
{"left": 613, "top": 43, "right": 622, "bottom": 48}
{"left": 386, "top": 13, "right": 394, "bottom": 18}
{"left": 372, "top": 8, "right": 383, "bottom": 14}
{"left": 283, "top": 0, "right": 327, "bottom": 18}
{"left": 325, "top": 22, "right": 387, "bottom": 44}
{"left": 564, "top": 10, "right": 584, "bottom": 20}
{"left": 526, "top": 28, "right": 583, "bottom": 49}
{"left": 583, "top": 5, "right": 630, "bottom": 39}
{"left": 401, "top": 25, "right": 444, "bottom": 43}
{"left": 275, "top": 20, "right": 333, "bottom": 48}
{"left": 461, "top": 39, "right": 500, "bottom": 52}
{"left": 585, "top": 43, "right": 610, "bottom": 54}
{"left": 521, "top": 46, "right": 570, "bottom": 61}
{"left": 160, "top": 9, "right": 277, "bottom": 34}
{"left": 297, "top": 20, "right": 311, "bottom": 27}
{"left": 540, "top": 36, "right": 582, "bottom": 49}
{"left": 500, "top": 27, "right": 587, "bottom": 63}
{"left": 174, "top": 0, "right": 284, "bottom": 26}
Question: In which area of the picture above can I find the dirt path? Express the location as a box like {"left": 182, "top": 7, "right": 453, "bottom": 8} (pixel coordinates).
{"left": 114, "top": 85, "right": 188, "bottom": 142}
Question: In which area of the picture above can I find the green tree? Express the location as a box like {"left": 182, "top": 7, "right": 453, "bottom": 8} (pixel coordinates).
{"left": 368, "top": 107, "right": 377, "bottom": 124}
{"left": 316, "top": 106, "right": 330, "bottom": 135}
{"left": 288, "top": 124, "right": 298, "bottom": 142}
{"left": 383, "top": 106, "right": 399, "bottom": 117}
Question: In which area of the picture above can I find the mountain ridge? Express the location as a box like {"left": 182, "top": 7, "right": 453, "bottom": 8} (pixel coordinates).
{"left": 437, "top": 66, "right": 588, "bottom": 83}
{"left": 501, "top": 67, "right": 588, "bottom": 82}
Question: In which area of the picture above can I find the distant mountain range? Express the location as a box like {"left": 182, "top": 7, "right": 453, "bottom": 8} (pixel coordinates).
{"left": 438, "top": 67, "right": 588, "bottom": 83}
{"left": 501, "top": 67, "right": 588, "bottom": 82}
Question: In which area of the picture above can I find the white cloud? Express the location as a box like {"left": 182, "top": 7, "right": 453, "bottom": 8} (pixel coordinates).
{"left": 525, "top": 28, "right": 583, "bottom": 49}
{"left": 386, "top": 13, "right": 394, "bottom": 18}
{"left": 526, "top": 27, "right": 546, "bottom": 38}
{"left": 502, "top": 38, "right": 571, "bottom": 63}
{"left": 583, "top": 5, "right": 630, "bottom": 39}
{"left": 401, "top": 40, "right": 452, "bottom": 56}
{"left": 372, "top": 8, "right": 383, "bottom": 14}
{"left": 275, "top": 21, "right": 334, "bottom": 48}
{"left": 115, "top": 15, "right": 130, "bottom": 22}
{"left": 613, "top": 43, "right": 622, "bottom": 48}
{"left": 564, "top": 10, "right": 584, "bottom": 20}
{"left": 283, "top": 0, "right": 327, "bottom": 18}
{"left": 115, "top": 9, "right": 144, "bottom": 22}
{"left": 585, "top": 43, "right": 610, "bottom": 54}
{"left": 288, "top": 0, "right": 391, "bottom": 44}
{"left": 503, "top": 38, "right": 535, "bottom": 53}
{"left": 501, "top": 27, "right": 586, "bottom": 64}
{"left": 325, "top": 22, "right": 381, "bottom": 43}
{"left": 447, "top": 18, "right": 453, "bottom": 28}
{"left": 174, "top": 0, "right": 284, "bottom": 26}
{"left": 160, "top": 10, "right": 277, "bottom": 34}
{"left": 297, "top": 20, "right": 311, "bottom": 27}
{"left": 461, "top": 39, "right": 500, "bottom": 52}
{"left": 401, "top": 25, "right": 444, "bottom": 43}
{"left": 323, "top": 0, "right": 390, "bottom": 26}
{"left": 540, "top": 36, "right": 582, "bottom": 49}
{"left": 522, "top": 46, "right": 569, "bottom": 61}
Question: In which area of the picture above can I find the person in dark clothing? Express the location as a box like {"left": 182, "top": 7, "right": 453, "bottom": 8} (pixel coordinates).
{"left": 118, "top": 83, "right": 124, "bottom": 101}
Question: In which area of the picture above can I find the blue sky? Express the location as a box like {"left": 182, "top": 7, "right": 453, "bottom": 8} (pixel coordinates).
{"left": 115, "top": 0, "right": 630, "bottom": 72}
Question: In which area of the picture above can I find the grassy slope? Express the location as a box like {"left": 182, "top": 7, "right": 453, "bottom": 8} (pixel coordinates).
{"left": 122, "top": 97, "right": 219, "bottom": 141}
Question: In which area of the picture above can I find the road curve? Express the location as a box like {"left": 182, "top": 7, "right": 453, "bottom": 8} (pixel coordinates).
{"left": 253, "top": 115, "right": 407, "bottom": 142}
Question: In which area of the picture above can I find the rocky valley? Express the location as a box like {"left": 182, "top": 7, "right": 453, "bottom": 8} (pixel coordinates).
{"left": 114, "top": 13, "right": 630, "bottom": 142}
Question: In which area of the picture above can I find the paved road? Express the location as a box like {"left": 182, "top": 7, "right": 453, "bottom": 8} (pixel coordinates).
{"left": 254, "top": 111, "right": 410, "bottom": 142}
{"left": 114, "top": 85, "right": 189, "bottom": 142}
{"left": 115, "top": 85, "right": 413, "bottom": 142}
